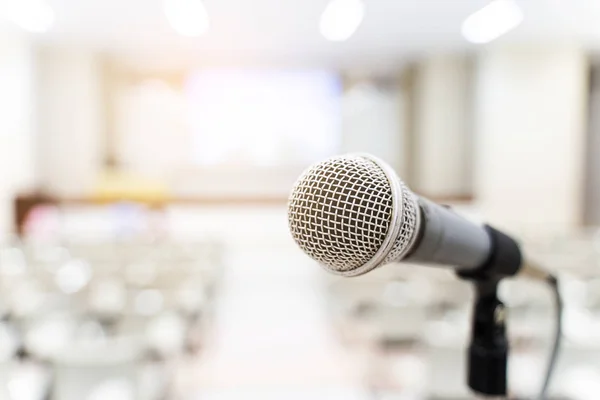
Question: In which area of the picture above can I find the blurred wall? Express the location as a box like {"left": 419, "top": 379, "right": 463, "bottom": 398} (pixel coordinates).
{"left": 341, "top": 76, "right": 408, "bottom": 176}
{"left": 585, "top": 66, "right": 600, "bottom": 226}
{"left": 0, "top": 34, "right": 35, "bottom": 236}
{"left": 474, "top": 46, "right": 588, "bottom": 234}
{"left": 35, "top": 47, "right": 103, "bottom": 196}
{"left": 23, "top": 43, "right": 595, "bottom": 238}
{"left": 412, "top": 54, "right": 473, "bottom": 199}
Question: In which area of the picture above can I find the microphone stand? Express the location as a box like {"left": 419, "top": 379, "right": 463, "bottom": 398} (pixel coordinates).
{"left": 457, "top": 226, "right": 563, "bottom": 400}
{"left": 457, "top": 225, "right": 518, "bottom": 398}
{"left": 464, "top": 277, "right": 509, "bottom": 397}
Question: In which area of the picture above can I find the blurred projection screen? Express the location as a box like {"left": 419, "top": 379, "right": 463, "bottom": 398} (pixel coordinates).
{"left": 185, "top": 69, "right": 342, "bottom": 167}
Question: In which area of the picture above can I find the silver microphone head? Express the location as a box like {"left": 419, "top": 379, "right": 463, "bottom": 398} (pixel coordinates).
{"left": 287, "top": 154, "right": 421, "bottom": 277}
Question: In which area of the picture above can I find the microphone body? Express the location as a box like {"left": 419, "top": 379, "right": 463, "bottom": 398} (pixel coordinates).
{"left": 287, "top": 153, "right": 548, "bottom": 281}
{"left": 405, "top": 197, "right": 491, "bottom": 271}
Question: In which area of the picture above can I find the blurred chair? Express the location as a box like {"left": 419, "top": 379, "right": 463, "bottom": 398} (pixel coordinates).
{"left": 0, "top": 236, "right": 221, "bottom": 400}
{"left": 51, "top": 338, "right": 143, "bottom": 400}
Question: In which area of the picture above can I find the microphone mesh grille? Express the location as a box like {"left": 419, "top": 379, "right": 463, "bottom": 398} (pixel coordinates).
{"left": 287, "top": 155, "right": 394, "bottom": 273}
{"left": 384, "top": 184, "right": 419, "bottom": 264}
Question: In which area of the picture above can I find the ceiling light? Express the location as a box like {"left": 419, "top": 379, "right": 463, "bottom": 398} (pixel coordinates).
{"left": 461, "top": 0, "right": 524, "bottom": 44}
{"left": 164, "top": 0, "right": 210, "bottom": 37}
{"left": 320, "top": 0, "right": 365, "bottom": 42}
{"left": 4, "top": 0, "right": 54, "bottom": 33}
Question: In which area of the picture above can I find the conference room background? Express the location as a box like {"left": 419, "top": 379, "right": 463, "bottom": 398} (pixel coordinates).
{"left": 1, "top": 0, "right": 600, "bottom": 399}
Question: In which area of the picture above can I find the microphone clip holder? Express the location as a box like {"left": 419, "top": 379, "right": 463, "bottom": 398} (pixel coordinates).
{"left": 456, "top": 225, "right": 522, "bottom": 397}
{"left": 461, "top": 277, "right": 508, "bottom": 397}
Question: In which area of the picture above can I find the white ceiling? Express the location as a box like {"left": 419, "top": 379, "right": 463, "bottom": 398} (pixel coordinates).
{"left": 4, "top": 0, "right": 600, "bottom": 67}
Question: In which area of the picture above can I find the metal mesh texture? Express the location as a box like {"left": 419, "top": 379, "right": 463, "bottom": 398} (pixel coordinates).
{"left": 288, "top": 154, "right": 417, "bottom": 274}
{"left": 383, "top": 185, "right": 419, "bottom": 264}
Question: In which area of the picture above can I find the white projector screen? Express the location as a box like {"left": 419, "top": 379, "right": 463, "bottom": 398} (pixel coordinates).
{"left": 185, "top": 69, "right": 342, "bottom": 167}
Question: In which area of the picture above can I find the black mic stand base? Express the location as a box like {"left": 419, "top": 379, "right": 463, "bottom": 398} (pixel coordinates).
{"left": 456, "top": 225, "right": 522, "bottom": 397}
{"left": 465, "top": 278, "right": 508, "bottom": 397}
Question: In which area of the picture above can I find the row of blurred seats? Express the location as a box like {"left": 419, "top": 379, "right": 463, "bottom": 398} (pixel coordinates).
{"left": 0, "top": 238, "right": 223, "bottom": 400}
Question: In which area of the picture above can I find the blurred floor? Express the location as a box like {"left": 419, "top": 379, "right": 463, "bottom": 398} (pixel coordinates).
{"left": 181, "top": 219, "right": 368, "bottom": 398}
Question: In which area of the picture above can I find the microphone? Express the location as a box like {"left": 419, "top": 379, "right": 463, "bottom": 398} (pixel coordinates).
{"left": 287, "top": 153, "right": 549, "bottom": 281}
